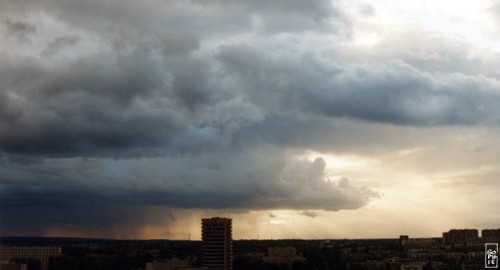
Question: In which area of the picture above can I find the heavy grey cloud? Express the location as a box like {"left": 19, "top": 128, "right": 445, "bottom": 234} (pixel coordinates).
{"left": 0, "top": 151, "right": 377, "bottom": 235}
{"left": 0, "top": 52, "right": 181, "bottom": 156}
{"left": 217, "top": 44, "right": 500, "bottom": 125}
{"left": 0, "top": 0, "right": 498, "bottom": 236}
{"left": 42, "top": 35, "right": 80, "bottom": 56}
{"left": 2, "top": 19, "right": 36, "bottom": 41}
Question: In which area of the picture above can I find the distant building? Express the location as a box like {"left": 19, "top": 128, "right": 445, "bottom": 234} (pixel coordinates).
{"left": 399, "top": 235, "right": 409, "bottom": 247}
{"left": 201, "top": 217, "right": 232, "bottom": 270}
{"left": 399, "top": 235, "right": 440, "bottom": 250}
{"left": 263, "top": 246, "right": 305, "bottom": 268}
{"left": 0, "top": 246, "right": 61, "bottom": 270}
{"left": 441, "top": 228, "right": 500, "bottom": 247}
{"left": 482, "top": 228, "right": 500, "bottom": 243}
{"left": 442, "top": 229, "right": 478, "bottom": 246}
{"left": 267, "top": 247, "right": 297, "bottom": 258}
{"left": 399, "top": 262, "right": 425, "bottom": 270}
{"left": 0, "top": 260, "right": 28, "bottom": 270}
{"left": 385, "top": 257, "right": 412, "bottom": 270}
{"left": 145, "top": 259, "right": 190, "bottom": 270}
{"left": 482, "top": 228, "right": 500, "bottom": 238}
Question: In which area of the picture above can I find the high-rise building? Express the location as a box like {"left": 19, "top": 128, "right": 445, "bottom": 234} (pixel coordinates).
{"left": 201, "top": 217, "right": 232, "bottom": 270}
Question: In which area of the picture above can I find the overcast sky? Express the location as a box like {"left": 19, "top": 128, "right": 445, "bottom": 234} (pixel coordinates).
{"left": 1, "top": 0, "right": 500, "bottom": 240}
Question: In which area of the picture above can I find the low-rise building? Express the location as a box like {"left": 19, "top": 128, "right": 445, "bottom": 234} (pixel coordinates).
{"left": 0, "top": 246, "right": 61, "bottom": 270}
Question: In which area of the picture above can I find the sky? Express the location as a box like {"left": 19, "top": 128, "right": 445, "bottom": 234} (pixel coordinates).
{"left": 1, "top": 0, "right": 500, "bottom": 240}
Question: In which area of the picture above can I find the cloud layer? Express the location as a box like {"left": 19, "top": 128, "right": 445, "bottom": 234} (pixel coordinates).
{"left": 0, "top": 0, "right": 499, "bottom": 237}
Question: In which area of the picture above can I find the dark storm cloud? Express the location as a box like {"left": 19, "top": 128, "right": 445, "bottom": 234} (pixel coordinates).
{"left": 0, "top": 0, "right": 498, "bottom": 236}
{"left": 224, "top": 0, "right": 341, "bottom": 33}
{"left": 0, "top": 51, "right": 181, "bottom": 156}
{"left": 1, "top": 150, "right": 376, "bottom": 209}
{"left": 0, "top": 187, "right": 175, "bottom": 237}
{"left": 42, "top": 35, "right": 80, "bottom": 56}
{"left": 217, "top": 44, "right": 500, "bottom": 125}
{"left": 171, "top": 59, "right": 213, "bottom": 111}
{"left": 0, "top": 153, "right": 377, "bottom": 235}
{"left": 36, "top": 0, "right": 253, "bottom": 40}
{"left": 2, "top": 19, "right": 36, "bottom": 41}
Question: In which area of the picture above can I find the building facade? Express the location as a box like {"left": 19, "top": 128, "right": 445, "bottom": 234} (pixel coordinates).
{"left": 201, "top": 217, "right": 232, "bottom": 270}
{"left": 0, "top": 246, "right": 61, "bottom": 270}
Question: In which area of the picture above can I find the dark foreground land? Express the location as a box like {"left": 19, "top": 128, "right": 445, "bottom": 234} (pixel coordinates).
{"left": 0, "top": 236, "right": 492, "bottom": 270}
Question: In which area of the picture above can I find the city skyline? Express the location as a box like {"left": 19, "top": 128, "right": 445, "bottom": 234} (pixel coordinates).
{"left": 1, "top": 0, "right": 500, "bottom": 240}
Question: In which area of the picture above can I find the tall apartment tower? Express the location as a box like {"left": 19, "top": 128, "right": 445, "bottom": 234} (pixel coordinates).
{"left": 201, "top": 217, "right": 232, "bottom": 270}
